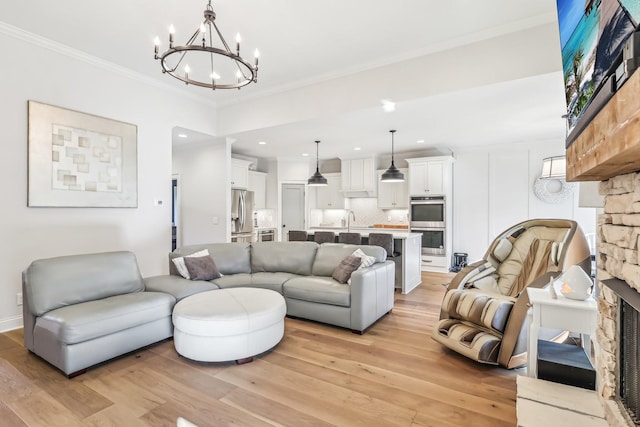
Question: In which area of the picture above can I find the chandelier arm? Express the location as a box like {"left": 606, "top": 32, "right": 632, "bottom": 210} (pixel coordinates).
{"left": 185, "top": 27, "right": 201, "bottom": 46}
{"left": 170, "top": 27, "right": 202, "bottom": 73}
{"left": 208, "top": 25, "right": 215, "bottom": 85}
{"left": 211, "top": 21, "right": 233, "bottom": 55}
{"left": 211, "top": 22, "right": 254, "bottom": 79}
{"left": 210, "top": 21, "right": 248, "bottom": 79}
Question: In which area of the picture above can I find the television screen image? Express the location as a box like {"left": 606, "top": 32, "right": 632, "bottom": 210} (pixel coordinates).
{"left": 619, "top": 0, "right": 640, "bottom": 22}
{"left": 556, "top": 0, "right": 639, "bottom": 145}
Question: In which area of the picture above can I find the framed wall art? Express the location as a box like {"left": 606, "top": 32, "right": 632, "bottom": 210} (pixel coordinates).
{"left": 27, "top": 100, "right": 138, "bottom": 207}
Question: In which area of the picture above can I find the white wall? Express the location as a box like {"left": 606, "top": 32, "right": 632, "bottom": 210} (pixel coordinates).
{"left": 0, "top": 27, "right": 220, "bottom": 330}
{"left": 453, "top": 140, "right": 597, "bottom": 262}
{"left": 172, "top": 141, "right": 229, "bottom": 246}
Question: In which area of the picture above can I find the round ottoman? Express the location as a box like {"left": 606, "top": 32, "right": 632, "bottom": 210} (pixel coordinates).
{"left": 172, "top": 288, "right": 286, "bottom": 363}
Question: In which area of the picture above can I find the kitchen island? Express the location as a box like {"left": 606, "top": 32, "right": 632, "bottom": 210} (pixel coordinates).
{"left": 306, "top": 228, "right": 422, "bottom": 294}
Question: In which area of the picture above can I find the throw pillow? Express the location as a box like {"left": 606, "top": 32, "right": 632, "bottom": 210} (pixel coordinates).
{"left": 332, "top": 255, "right": 362, "bottom": 284}
{"left": 172, "top": 249, "right": 210, "bottom": 279}
{"left": 347, "top": 248, "right": 378, "bottom": 284}
{"left": 352, "top": 248, "right": 377, "bottom": 270}
{"left": 184, "top": 255, "right": 221, "bottom": 281}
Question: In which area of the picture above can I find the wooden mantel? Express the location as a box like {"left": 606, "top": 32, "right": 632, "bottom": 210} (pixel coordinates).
{"left": 567, "top": 69, "right": 640, "bottom": 181}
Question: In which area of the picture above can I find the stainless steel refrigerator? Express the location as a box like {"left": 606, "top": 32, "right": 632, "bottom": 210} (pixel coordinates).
{"left": 231, "top": 189, "right": 254, "bottom": 242}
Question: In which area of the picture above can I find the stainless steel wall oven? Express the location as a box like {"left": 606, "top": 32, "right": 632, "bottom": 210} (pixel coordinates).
{"left": 411, "top": 227, "right": 445, "bottom": 255}
{"left": 410, "top": 196, "right": 446, "bottom": 256}
{"left": 409, "top": 196, "right": 445, "bottom": 228}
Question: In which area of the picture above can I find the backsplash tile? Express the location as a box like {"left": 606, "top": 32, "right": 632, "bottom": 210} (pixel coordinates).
{"left": 309, "top": 198, "right": 408, "bottom": 228}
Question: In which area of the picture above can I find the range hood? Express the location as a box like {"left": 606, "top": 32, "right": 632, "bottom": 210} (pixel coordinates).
{"left": 340, "top": 157, "right": 378, "bottom": 198}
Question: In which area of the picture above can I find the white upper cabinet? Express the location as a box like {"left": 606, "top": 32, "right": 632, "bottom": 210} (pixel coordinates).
{"left": 316, "top": 173, "right": 345, "bottom": 209}
{"left": 377, "top": 169, "right": 408, "bottom": 209}
{"left": 248, "top": 170, "right": 267, "bottom": 209}
{"left": 407, "top": 157, "right": 452, "bottom": 196}
{"left": 231, "top": 158, "right": 252, "bottom": 189}
{"left": 340, "top": 157, "right": 376, "bottom": 197}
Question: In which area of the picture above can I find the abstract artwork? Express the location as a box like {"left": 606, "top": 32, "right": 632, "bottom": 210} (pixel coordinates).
{"left": 28, "top": 101, "right": 137, "bottom": 207}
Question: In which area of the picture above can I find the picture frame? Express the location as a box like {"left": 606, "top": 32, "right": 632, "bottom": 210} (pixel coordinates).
{"left": 27, "top": 100, "right": 138, "bottom": 207}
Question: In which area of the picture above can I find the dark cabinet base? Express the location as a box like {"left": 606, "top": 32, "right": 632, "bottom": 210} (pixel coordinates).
{"left": 537, "top": 340, "right": 596, "bottom": 390}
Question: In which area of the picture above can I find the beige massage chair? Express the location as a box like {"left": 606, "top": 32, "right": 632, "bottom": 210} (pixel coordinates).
{"left": 432, "top": 219, "right": 591, "bottom": 369}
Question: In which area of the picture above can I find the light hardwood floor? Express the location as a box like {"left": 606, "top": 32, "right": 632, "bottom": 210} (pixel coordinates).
{"left": 0, "top": 272, "right": 518, "bottom": 426}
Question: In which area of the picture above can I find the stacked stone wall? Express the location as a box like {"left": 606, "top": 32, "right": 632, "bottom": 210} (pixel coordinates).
{"left": 597, "top": 172, "right": 640, "bottom": 426}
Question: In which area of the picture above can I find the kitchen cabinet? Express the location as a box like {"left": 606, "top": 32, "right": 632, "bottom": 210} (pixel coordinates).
{"left": 316, "top": 173, "right": 345, "bottom": 209}
{"left": 377, "top": 169, "right": 408, "bottom": 209}
{"left": 406, "top": 157, "right": 452, "bottom": 196}
{"left": 341, "top": 157, "right": 376, "bottom": 197}
{"left": 231, "top": 158, "right": 252, "bottom": 189}
{"left": 248, "top": 170, "right": 267, "bottom": 209}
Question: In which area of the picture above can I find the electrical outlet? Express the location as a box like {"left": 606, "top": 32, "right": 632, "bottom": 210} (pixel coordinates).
{"left": 16, "top": 293, "right": 22, "bottom": 306}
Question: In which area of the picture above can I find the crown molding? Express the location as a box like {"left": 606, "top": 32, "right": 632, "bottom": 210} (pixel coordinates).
{"left": 0, "top": 21, "right": 217, "bottom": 108}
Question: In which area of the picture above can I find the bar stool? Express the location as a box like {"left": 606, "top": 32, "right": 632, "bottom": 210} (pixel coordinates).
{"left": 368, "top": 233, "right": 401, "bottom": 289}
{"left": 314, "top": 231, "right": 336, "bottom": 244}
{"left": 288, "top": 230, "right": 308, "bottom": 241}
{"left": 367, "top": 233, "right": 397, "bottom": 257}
{"left": 338, "top": 232, "right": 362, "bottom": 245}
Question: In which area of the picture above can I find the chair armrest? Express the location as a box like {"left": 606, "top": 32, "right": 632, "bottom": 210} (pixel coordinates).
{"left": 349, "top": 261, "right": 395, "bottom": 332}
{"left": 447, "top": 260, "right": 492, "bottom": 291}
{"left": 497, "top": 271, "right": 558, "bottom": 368}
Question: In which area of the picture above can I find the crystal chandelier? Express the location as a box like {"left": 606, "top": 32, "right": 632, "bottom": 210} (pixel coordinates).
{"left": 154, "top": 0, "right": 259, "bottom": 90}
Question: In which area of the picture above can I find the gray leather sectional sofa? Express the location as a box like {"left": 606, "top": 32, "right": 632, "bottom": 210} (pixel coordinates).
{"left": 22, "top": 241, "right": 395, "bottom": 376}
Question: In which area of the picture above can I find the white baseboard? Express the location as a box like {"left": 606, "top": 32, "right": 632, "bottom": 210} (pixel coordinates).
{"left": 0, "top": 315, "right": 23, "bottom": 333}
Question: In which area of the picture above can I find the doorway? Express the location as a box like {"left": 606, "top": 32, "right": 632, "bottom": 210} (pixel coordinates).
{"left": 281, "top": 183, "right": 305, "bottom": 241}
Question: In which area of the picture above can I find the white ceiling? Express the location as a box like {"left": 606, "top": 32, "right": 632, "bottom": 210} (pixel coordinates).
{"left": 0, "top": 0, "right": 568, "bottom": 160}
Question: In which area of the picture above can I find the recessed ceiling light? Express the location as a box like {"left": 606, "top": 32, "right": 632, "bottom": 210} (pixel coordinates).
{"left": 381, "top": 99, "right": 395, "bottom": 112}
{"left": 417, "top": 139, "right": 425, "bottom": 144}
{"left": 258, "top": 141, "right": 267, "bottom": 145}
{"left": 302, "top": 153, "right": 309, "bottom": 157}
{"left": 178, "top": 133, "right": 188, "bottom": 138}
{"left": 354, "top": 147, "right": 361, "bottom": 151}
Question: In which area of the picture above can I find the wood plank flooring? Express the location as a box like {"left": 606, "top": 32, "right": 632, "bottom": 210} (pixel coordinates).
{"left": 0, "top": 272, "right": 519, "bottom": 426}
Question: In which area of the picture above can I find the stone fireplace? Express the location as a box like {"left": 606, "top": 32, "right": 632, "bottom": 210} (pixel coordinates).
{"left": 597, "top": 173, "right": 640, "bottom": 426}
{"left": 565, "top": 61, "right": 640, "bottom": 427}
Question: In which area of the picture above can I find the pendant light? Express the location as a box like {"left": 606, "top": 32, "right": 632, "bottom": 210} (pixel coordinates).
{"left": 381, "top": 130, "right": 405, "bottom": 182}
{"left": 307, "top": 140, "right": 328, "bottom": 186}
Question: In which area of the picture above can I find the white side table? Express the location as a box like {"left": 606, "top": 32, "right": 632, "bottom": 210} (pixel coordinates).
{"left": 526, "top": 287, "right": 597, "bottom": 378}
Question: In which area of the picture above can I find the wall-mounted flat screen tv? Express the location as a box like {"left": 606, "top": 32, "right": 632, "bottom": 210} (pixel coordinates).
{"left": 556, "top": 0, "right": 640, "bottom": 147}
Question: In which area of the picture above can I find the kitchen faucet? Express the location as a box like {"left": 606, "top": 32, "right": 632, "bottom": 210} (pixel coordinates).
{"left": 347, "top": 210, "right": 356, "bottom": 232}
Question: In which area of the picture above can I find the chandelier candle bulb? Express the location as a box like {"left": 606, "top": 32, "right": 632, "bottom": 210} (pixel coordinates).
{"left": 154, "top": 37, "right": 160, "bottom": 57}
{"left": 236, "top": 33, "right": 241, "bottom": 55}
{"left": 169, "top": 25, "right": 175, "bottom": 46}
{"left": 254, "top": 49, "right": 259, "bottom": 67}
